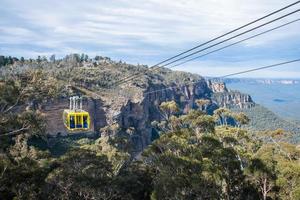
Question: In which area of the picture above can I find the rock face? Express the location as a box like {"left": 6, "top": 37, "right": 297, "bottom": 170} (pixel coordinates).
{"left": 212, "top": 92, "right": 254, "bottom": 109}
{"left": 207, "top": 80, "right": 228, "bottom": 93}
{"left": 43, "top": 78, "right": 254, "bottom": 153}
{"left": 207, "top": 80, "right": 254, "bottom": 109}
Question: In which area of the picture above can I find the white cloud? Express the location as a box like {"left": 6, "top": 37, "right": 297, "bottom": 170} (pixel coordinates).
{"left": 3, "top": 0, "right": 299, "bottom": 44}
{"left": 0, "top": 0, "right": 299, "bottom": 77}
{"left": 174, "top": 59, "right": 300, "bottom": 78}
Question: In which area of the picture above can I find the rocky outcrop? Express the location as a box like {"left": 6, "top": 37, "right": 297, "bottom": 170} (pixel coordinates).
{"left": 102, "top": 79, "right": 253, "bottom": 153}
{"left": 212, "top": 92, "right": 254, "bottom": 109}
{"left": 207, "top": 80, "right": 254, "bottom": 109}
{"left": 207, "top": 80, "right": 228, "bottom": 93}
{"left": 43, "top": 77, "right": 254, "bottom": 153}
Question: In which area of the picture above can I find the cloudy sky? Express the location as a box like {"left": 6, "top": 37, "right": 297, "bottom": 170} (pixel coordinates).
{"left": 0, "top": 0, "right": 299, "bottom": 78}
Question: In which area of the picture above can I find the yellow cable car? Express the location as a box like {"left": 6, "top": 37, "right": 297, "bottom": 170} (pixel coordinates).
{"left": 63, "top": 96, "right": 90, "bottom": 132}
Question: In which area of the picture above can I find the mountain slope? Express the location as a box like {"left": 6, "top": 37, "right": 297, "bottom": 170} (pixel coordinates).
{"left": 233, "top": 105, "right": 300, "bottom": 143}
{"left": 1, "top": 55, "right": 298, "bottom": 146}
{"left": 0, "top": 54, "right": 255, "bottom": 153}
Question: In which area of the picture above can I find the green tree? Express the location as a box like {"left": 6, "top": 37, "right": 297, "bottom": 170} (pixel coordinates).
{"left": 195, "top": 98, "right": 210, "bottom": 112}
{"left": 232, "top": 112, "right": 250, "bottom": 127}
{"left": 247, "top": 146, "right": 278, "bottom": 200}
{"left": 277, "top": 162, "right": 300, "bottom": 199}
{"left": 46, "top": 149, "right": 122, "bottom": 200}
{"left": 143, "top": 130, "right": 221, "bottom": 199}
{"left": 37, "top": 55, "right": 41, "bottom": 63}
{"left": 144, "top": 110, "right": 256, "bottom": 199}
{"left": 0, "top": 155, "right": 51, "bottom": 200}
{"left": 182, "top": 110, "right": 215, "bottom": 134}
{"left": 114, "top": 161, "right": 153, "bottom": 200}
{"left": 159, "top": 100, "right": 179, "bottom": 120}
{"left": 213, "top": 107, "right": 232, "bottom": 126}
{"left": 0, "top": 70, "right": 63, "bottom": 138}
{"left": 49, "top": 54, "right": 56, "bottom": 62}
{"left": 0, "top": 55, "right": 5, "bottom": 66}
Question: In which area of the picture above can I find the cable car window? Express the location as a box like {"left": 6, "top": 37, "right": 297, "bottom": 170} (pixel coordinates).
{"left": 70, "top": 115, "right": 75, "bottom": 129}
{"left": 76, "top": 115, "right": 82, "bottom": 128}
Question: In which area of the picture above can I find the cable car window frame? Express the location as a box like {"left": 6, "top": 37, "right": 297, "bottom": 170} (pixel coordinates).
{"left": 83, "top": 115, "right": 88, "bottom": 128}
{"left": 69, "top": 114, "right": 75, "bottom": 129}
{"left": 76, "top": 114, "right": 83, "bottom": 128}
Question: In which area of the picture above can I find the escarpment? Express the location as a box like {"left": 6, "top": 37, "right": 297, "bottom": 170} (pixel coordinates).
{"left": 3, "top": 55, "right": 254, "bottom": 153}
{"left": 42, "top": 75, "right": 254, "bottom": 153}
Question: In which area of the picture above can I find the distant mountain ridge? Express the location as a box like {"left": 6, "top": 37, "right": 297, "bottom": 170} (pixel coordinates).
{"left": 224, "top": 77, "right": 300, "bottom": 122}
{"left": 223, "top": 78, "right": 300, "bottom": 85}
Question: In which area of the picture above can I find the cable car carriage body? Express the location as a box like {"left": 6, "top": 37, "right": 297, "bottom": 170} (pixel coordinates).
{"left": 63, "top": 96, "right": 90, "bottom": 132}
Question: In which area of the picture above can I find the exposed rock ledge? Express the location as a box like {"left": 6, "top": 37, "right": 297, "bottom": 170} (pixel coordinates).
{"left": 42, "top": 79, "right": 255, "bottom": 153}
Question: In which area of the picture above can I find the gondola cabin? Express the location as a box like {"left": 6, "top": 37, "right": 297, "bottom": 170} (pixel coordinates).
{"left": 63, "top": 96, "right": 90, "bottom": 132}
{"left": 63, "top": 109, "right": 90, "bottom": 131}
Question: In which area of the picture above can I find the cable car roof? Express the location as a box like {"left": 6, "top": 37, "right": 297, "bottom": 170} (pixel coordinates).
{"left": 63, "top": 109, "right": 89, "bottom": 114}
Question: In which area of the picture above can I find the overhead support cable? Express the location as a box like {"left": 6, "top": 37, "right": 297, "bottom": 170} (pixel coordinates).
{"left": 219, "top": 59, "right": 300, "bottom": 79}
{"left": 115, "top": 9, "right": 300, "bottom": 86}
{"left": 143, "top": 59, "right": 300, "bottom": 95}
{"left": 169, "top": 18, "right": 300, "bottom": 69}
{"left": 112, "top": 1, "right": 300, "bottom": 86}
{"left": 158, "top": 10, "right": 300, "bottom": 68}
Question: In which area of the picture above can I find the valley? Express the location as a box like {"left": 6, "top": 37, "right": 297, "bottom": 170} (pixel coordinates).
{"left": 1, "top": 0, "right": 300, "bottom": 199}
{"left": 1, "top": 55, "right": 300, "bottom": 200}
{"left": 225, "top": 78, "right": 300, "bottom": 121}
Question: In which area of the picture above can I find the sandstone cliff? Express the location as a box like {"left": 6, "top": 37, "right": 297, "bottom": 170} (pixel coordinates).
{"left": 3, "top": 55, "right": 254, "bottom": 153}
{"left": 43, "top": 77, "right": 254, "bottom": 154}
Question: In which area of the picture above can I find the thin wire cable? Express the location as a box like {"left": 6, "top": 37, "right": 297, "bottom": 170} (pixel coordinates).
{"left": 222, "top": 77, "right": 300, "bottom": 127}
{"left": 115, "top": 10, "right": 300, "bottom": 86}
{"left": 112, "top": 2, "right": 300, "bottom": 86}
{"left": 169, "top": 18, "right": 300, "bottom": 69}
{"left": 113, "top": 1, "right": 300, "bottom": 85}
{"left": 159, "top": 10, "right": 300, "bottom": 69}
{"left": 220, "top": 59, "right": 300, "bottom": 78}
{"left": 143, "top": 59, "right": 300, "bottom": 95}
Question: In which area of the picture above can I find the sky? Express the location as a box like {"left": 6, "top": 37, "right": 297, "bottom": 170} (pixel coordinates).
{"left": 0, "top": 0, "right": 300, "bottom": 78}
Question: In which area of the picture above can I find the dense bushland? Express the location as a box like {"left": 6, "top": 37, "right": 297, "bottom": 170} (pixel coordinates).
{"left": 1, "top": 55, "right": 300, "bottom": 200}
